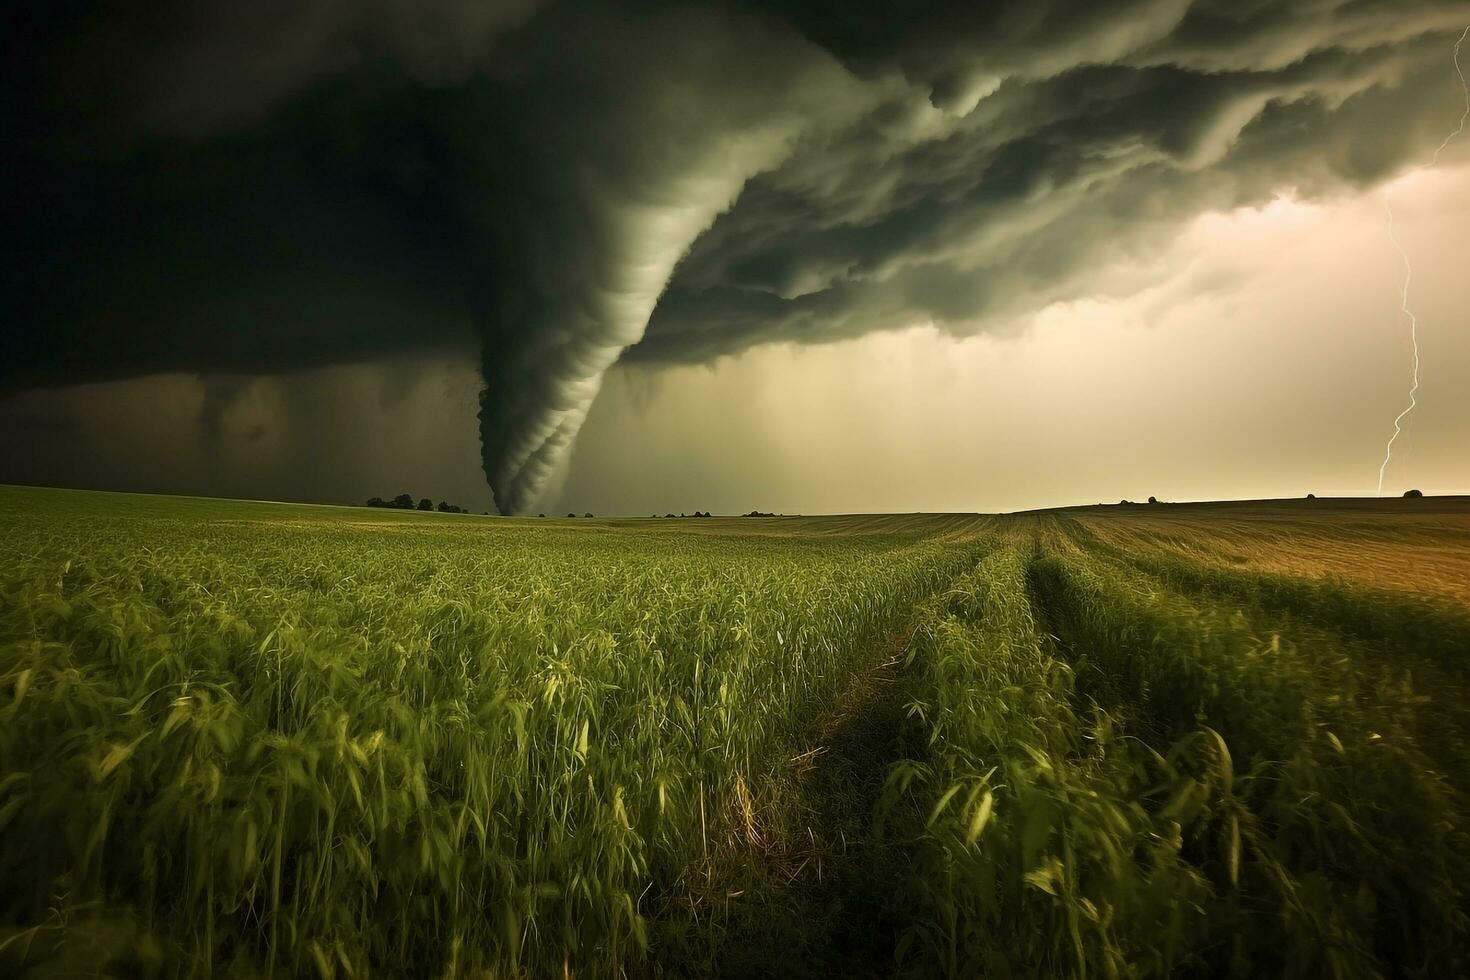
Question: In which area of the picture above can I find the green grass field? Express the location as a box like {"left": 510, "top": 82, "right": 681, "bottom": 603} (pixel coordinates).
{"left": 2, "top": 485, "right": 1468, "bottom": 978}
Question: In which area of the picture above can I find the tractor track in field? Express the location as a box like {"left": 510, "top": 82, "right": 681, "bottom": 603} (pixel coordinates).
{"left": 681, "top": 552, "right": 1017, "bottom": 978}
{"left": 1023, "top": 540, "right": 1162, "bottom": 746}
{"left": 649, "top": 623, "right": 920, "bottom": 978}
{"left": 650, "top": 554, "right": 991, "bottom": 979}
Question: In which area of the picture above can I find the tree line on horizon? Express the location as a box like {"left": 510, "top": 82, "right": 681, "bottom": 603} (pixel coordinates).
{"left": 361, "top": 499, "right": 793, "bottom": 519}
{"left": 365, "top": 494, "right": 470, "bottom": 514}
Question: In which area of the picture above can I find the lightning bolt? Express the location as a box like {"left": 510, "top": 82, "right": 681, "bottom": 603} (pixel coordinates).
{"left": 1376, "top": 25, "right": 1470, "bottom": 497}
{"left": 1430, "top": 26, "right": 1470, "bottom": 168}
{"left": 1376, "top": 205, "right": 1418, "bottom": 497}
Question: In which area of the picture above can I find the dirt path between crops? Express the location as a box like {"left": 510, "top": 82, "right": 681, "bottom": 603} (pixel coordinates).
{"left": 656, "top": 625, "right": 922, "bottom": 979}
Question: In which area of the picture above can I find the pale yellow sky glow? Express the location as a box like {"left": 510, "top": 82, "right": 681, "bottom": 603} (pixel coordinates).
{"left": 3, "top": 162, "right": 1467, "bottom": 514}
{"left": 558, "top": 161, "right": 1470, "bottom": 513}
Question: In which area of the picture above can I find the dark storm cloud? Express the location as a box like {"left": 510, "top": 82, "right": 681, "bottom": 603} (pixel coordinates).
{"left": 2, "top": 0, "right": 1466, "bottom": 511}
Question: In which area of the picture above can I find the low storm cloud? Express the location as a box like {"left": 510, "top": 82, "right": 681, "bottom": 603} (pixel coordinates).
{"left": 4, "top": 0, "right": 1467, "bottom": 512}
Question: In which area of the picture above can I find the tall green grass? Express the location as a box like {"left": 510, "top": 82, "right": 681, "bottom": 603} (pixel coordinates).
{"left": 3, "top": 487, "right": 1467, "bottom": 977}
{"left": 1029, "top": 528, "right": 1467, "bottom": 977}
{"left": 1065, "top": 519, "right": 1470, "bottom": 677}
{"left": 0, "top": 496, "right": 982, "bottom": 976}
{"left": 885, "top": 543, "right": 1222, "bottom": 977}
{"left": 882, "top": 527, "right": 1469, "bottom": 978}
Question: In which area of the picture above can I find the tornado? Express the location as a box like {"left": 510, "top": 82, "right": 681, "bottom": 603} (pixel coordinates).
{"left": 6, "top": 2, "right": 1470, "bottom": 515}
{"left": 464, "top": 5, "right": 860, "bottom": 513}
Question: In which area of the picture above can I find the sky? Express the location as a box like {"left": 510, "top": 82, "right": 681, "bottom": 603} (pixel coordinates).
{"left": 2, "top": 1, "right": 1468, "bottom": 515}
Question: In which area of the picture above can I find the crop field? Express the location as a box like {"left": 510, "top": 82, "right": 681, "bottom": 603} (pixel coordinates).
{"left": 2, "top": 486, "right": 1468, "bottom": 978}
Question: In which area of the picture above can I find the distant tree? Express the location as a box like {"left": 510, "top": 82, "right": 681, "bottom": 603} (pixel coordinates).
{"left": 540, "top": 514, "right": 547, "bottom": 518}
{"left": 417, "top": 497, "right": 433, "bottom": 511}
{"left": 1148, "top": 496, "right": 1158, "bottom": 504}
{"left": 366, "top": 496, "right": 387, "bottom": 508}
{"left": 1404, "top": 489, "right": 1424, "bottom": 498}
{"left": 584, "top": 512, "right": 593, "bottom": 518}
{"left": 1307, "top": 493, "right": 1316, "bottom": 499}
{"left": 568, "top": 512, "right": 577, "bottom": 518}
{"left": 437, "top": 501, "right": 466, "bottom": 513}
{"left": 1119, "top": 500, "right": 1131, "bottom": 505}
{"left": 393, "top": 493, "right": 414, "bottom": 509}
{"left": 665, "top": 513, "right": 675, "bottom": 518}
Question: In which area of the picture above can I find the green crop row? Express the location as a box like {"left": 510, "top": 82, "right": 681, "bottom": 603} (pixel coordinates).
{"left": 883, "top": 526, "right": 1468, "bottom": 979}
{"left": 887, "top": 542, "right": 1230, "bottom": 978}
{"left": 1028, "top": 528, "right": 1467, "bottom": 977}
{"left": 0, "top": 507, "right": 984, "bottom": 977}
{"left": 1063, "top": 518, "right": 1470, "bottom": 677}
